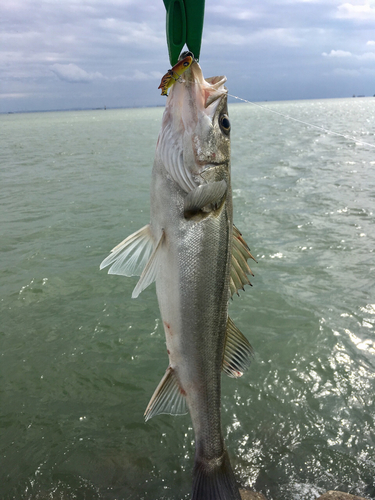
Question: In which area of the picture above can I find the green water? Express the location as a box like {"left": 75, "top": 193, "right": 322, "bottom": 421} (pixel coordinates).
{"left": 1, "top": 100, "right": 375, "bottom": 499}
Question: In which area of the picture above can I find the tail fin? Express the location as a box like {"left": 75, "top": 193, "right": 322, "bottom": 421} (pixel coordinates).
{"left": 192, "top": 449, "right": 241, "bottom": 500}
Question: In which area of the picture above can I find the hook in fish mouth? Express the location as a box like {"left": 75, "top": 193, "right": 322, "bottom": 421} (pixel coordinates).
{"left": 101, "top": 55, "right": 254, "bottom": 500}
{"left": 179, "top": 50, "right": 195, "bottom": 61}
{"left": 182, "top": 63, "right": 227, "bottom": 108}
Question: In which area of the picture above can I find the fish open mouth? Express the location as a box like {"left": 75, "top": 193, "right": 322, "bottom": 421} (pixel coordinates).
{"left": 185, "top": 62, "right": 227, "bottom": 109}
{"left": 158, "top": 59, "right": 230, "bottom": 193}
{"left": 204, "top": 76, "right": 227, "bottom": 107}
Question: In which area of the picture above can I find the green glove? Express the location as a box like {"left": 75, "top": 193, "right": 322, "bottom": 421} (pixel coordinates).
{"left": 163, "top": 0, "right": 205, "bottom": 65}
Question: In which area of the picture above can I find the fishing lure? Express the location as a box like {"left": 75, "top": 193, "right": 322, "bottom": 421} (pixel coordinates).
{"left": 158, "top": 54, "right": 193, "bottom": 96}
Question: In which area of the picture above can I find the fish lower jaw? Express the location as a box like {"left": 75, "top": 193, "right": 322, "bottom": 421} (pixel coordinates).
{"left": 195, "top": 162, "right": 227, "bottom": 179}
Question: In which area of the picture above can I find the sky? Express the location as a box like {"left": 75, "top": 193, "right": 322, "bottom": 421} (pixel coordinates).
{"left": 1, "top": 0, "right": 375, "bottom": 112}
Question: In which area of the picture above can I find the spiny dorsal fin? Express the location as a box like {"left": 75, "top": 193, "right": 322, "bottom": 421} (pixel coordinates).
{"left": 230, "top": 225, "right": 257, "bottom": 297}
{"left": 184, "top": 180, "right": 227, "bottom": 217}
{"left": 132, "top": 230, "right": 165, "bottom": 298}
{"left": 233, "top": 225, "right": 257, "bottom": 262}
{"left": 229, "top": 277, "right": 237, "bottom": 297}
{"left": 144, "top": 366, "right": 188, "bottom": 421}
{"left": 100, "top": 224, "right": 154, "bottom": 277}
{"left": 222, "top": 317, "right": 253, "bottom": 378}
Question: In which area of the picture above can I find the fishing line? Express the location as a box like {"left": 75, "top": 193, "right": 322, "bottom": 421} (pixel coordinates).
{"left": 227, "top": 92, "right": 375, "bottom": 149}
{"left": 174, "top": 76, "right": 375, "bottom": 149}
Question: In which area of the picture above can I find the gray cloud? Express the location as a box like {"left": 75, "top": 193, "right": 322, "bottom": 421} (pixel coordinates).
{"left": 50, "top": 63, "right": 104, "bottom": 83}
{"left": 1, "top": 0, "right": 375, "bottom": 112}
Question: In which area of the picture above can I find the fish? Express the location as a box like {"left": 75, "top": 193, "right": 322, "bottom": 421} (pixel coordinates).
{"left": 158, "top": 53, "right": 194, "bottom": 96}
{"left": 100, "top": 56, "right": 255, "bottom": 500}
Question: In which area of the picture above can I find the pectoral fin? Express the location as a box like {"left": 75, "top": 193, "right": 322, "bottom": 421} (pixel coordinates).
{"left": 132, "top": 230, "right": 165, "bottom": 298}
{"left": 100, "top": 224, "right": 154, "bottom": 277}
{"left": 144, "top": 367, "right": 188, "bottom": 421}
{"left": 184, "top": 180, "right": 227, "bottom": 217}
{"left": 100, "top": 225, "right": 164, "bottom": 298}
{"left": 222, "top": 317, "right": 253, "bottom": 378}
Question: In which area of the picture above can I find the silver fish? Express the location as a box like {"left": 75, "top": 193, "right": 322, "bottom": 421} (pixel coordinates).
{"left": 100, "top": 58, "right": 255, "bottom": 500}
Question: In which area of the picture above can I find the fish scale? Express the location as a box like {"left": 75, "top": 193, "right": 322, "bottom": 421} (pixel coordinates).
{"left": 100, "top": 59, "right": 254, "bottom": 500}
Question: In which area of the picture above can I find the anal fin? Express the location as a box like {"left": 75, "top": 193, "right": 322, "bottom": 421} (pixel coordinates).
{"left": 222, "top": 317, "right": 253, "bottom": 378}
{"left": 144, "top": 366, "right": 188, "bottom": 421}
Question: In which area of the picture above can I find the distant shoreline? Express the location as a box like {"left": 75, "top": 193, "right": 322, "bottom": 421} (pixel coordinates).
{"left": 1, "top": 104, "right": 165, "bottom": 115}
{"left": 1, "top": 94, "right": 374, "bottom": 115}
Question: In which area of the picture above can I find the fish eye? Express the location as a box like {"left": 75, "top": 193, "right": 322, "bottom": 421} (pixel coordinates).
{"left": 219, "top": 114, "right": 230, "bottom": 134}
{"left": 183, "top": 61, "right": 190, "bottom": 67}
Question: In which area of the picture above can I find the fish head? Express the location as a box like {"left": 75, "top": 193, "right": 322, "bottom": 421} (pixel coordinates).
{"left": 157, "top": 59, "right": 230, "bottom": 192}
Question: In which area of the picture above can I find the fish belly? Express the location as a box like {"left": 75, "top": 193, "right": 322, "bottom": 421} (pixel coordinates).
{"left": 151, "top": 155, "right": 232, "bottom": 463}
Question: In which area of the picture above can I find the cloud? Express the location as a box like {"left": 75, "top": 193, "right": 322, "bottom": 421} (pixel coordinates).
{"left": 333, "top": 68, "right": 360, "bottom": 77}
{"left": 333, "top": 66, "right": 375, "bottom": 77}
{"left": 50, "top": 63, "right": 104, "bottom": 83}
{"left": 99, "top": 18, "right": 165, "bottom": 48}
{"left": 357, "top": 52, "right": 375, "bottom": 60}
{"left": 0, "top": 92, "right": 30, "bottom": 99}
{"left": 112, "top": 69, "right": 163, "bottom": 81}
{"left": 336, "top": 2, "right": 375, "bottom": 20}
{"left": 2, "top": 0, "right": 375, "bottom": 111}
{"left": 206, "top": 4, "right": 258, "bottom": 20}
{"left": 322, "top": 50, "right": 352, "bottom": 57}
{"left": 322, "top": 49, "right": 375, "bottom": 61}
{"left": 205, "top": 27, "right": 303, "bottom": 48}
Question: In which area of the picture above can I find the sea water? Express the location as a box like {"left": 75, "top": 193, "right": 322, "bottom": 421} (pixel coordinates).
{"left": 1, "top": 98, "right": 375, "bottom": 499}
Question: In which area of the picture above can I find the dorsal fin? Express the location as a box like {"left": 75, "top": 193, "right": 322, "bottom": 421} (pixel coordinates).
{"left": 230, "top": 225, "right": 257, "bottom": 297}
